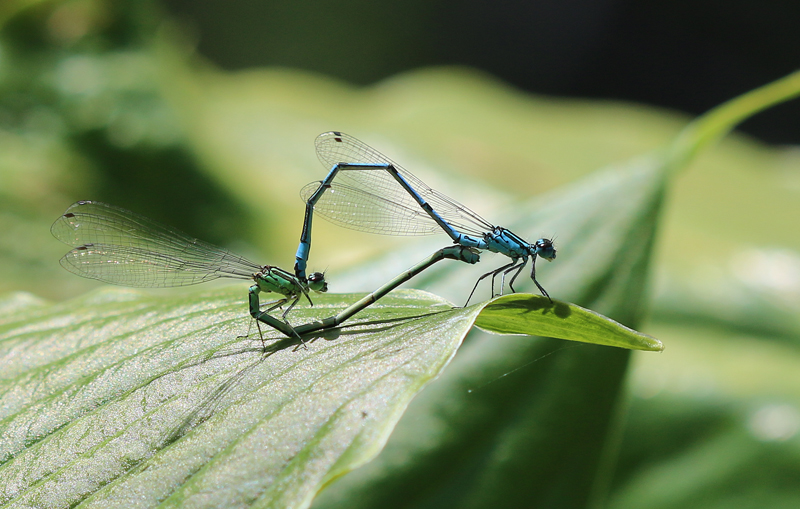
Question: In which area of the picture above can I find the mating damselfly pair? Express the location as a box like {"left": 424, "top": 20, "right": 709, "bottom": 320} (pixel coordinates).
{"left": 53, "top": 132, "right": 556, "bottom": 343}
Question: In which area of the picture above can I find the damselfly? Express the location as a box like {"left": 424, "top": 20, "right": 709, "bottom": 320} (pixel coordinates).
{"left": 52, "top": 200, "right": 327, "bottom": 342}
{"left": 295, "top": 132, "right": 555, "bottom": 304}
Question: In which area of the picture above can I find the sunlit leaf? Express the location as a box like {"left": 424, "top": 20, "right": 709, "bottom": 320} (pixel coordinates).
{"left": 476, "top": 294, "right": 663, "bottom": 351}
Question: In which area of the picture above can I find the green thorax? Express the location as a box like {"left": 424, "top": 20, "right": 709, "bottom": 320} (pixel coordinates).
{"left": 254, "top": 266, "right": 302, "bottom": 296}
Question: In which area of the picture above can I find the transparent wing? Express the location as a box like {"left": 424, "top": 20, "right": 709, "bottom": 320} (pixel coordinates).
{"left": 51, "top": 201, "right": 261, "bottom": 287}
{"left": 300, "top": 180, "right": 442, "bottom": 236}
{"left": 304, "top": 131, "right": 495, "bottom": 237}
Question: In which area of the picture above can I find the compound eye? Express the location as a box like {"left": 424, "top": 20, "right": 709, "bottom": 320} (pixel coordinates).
{"left": 535, "top": 238, "right": 557, "bottom": 261}
{"left": 307, "top": 272, "right": 328, "bottom": 292}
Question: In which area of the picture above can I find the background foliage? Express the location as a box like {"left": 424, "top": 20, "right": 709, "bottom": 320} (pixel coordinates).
{"left": 1, "top": 1, "right": 799, "bottom": 508}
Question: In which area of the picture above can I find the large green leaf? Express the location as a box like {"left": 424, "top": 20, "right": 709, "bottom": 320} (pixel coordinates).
{"left": 0, "top": 288, "right": 473, "bottom": 508}
{"left": 0, "top": 283, "right": 655, "bottom": 508}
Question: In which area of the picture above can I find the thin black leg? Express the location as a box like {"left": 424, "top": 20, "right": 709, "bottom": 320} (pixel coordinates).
{"left": 503, "top": 257, "right": 528, "bottom": 294}
{"left": 530, "top": 256, "right": 552, "bottom": 302}
{"left": 490, "top": 260, "right": 519, "bottom": 297}
{"left": 465, "top": 259, "right": 518, "bottom": 306}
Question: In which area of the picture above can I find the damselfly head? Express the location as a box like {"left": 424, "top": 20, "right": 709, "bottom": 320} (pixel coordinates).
{"left": 307, "top": 271, "right": 328, "bottom": 292}
{"left": 533, "top": 238, "right": 556, "bottom": 261}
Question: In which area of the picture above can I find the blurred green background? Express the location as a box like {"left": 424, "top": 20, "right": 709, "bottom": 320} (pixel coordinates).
{"left": 1, "top": 0, "right": 799, "bottom": 507}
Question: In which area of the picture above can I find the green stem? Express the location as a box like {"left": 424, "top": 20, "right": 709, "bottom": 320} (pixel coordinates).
{"left": 666, "top": 69, "right": 800, "bottom": 176}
